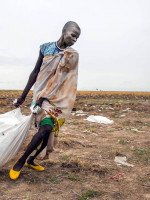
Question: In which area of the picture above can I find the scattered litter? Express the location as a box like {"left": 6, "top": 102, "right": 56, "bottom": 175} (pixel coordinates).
{"left": 91, "top": 105, "right": 96, "bottom": 108}
{"left": 76, "top": 113, "right": 87, "bottom": 116}
{"left": 83, "top": 130, "right": 88, "bottom": 133}
{"left": 122, "top": 108, "right": 131, "bottom": 112}
{"left": 109, "top": 107, "right": 114, "bottom": 110}
{"left": 106, "top": 107, "right": 114, "bottom": 110}
{"left": 114, "top": 156, "right": 134, "bottom": 167}
{"left": 91, "top": 133, "right": 98, "bottom": 136}
{"left": 84, "top": 104, "right": 87, "bottom": 107}
{"left": 85, "top": 115, "right": 114, "bottom": 124}
{"left": 73, "top": 110, "right": 88, "bottom": 117}
{"left": 76, "top": 110, "right": 84, "bottom": 114}
{"left": 98, "top": 109, "right": 101, "bottom": 112}
{"left": 130, "top": 146, "right": 135, "bottom": 150}
{"left": 120, "top": 114, "right": 126, "bottom": 117}
{"left": 131, "top": 128, "right": 139, "bottom": 132}
{"left": 108, "top": 172, "right": 124, "bottom": 181}
{"left": 131, "top": 128, "right": 145, "bottom": 133}
{"left": 71, "top": 113, "right": 75, "bottom": 116}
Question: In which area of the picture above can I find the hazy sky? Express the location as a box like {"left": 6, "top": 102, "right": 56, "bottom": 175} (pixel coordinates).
{"left": 0, "top": 0, "right": 150, "bottom": 91}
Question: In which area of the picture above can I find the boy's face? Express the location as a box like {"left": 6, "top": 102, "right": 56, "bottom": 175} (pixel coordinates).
{"left": 63, "top": 26, "right": 80, "bottom": 47}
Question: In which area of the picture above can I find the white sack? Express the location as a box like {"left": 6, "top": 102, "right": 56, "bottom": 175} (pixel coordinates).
{"left": 0, "top": 108, "right": 33, "bottom": 167}
{"left": 84, "top": 115, "right": 114, "bottom": 124}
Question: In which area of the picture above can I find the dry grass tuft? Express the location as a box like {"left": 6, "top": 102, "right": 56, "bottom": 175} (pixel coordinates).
{"left": 109, "top": 148, "right": 124, "bottom": 158}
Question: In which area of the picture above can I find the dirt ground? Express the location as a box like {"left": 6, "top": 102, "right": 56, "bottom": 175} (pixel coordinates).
{"left": 0, "top": 91, "right": 150, "bottom": 200}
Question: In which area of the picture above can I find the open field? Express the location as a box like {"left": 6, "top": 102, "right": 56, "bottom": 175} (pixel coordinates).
{"left": 0, "top": 91, "right": 150, "bottom": 200}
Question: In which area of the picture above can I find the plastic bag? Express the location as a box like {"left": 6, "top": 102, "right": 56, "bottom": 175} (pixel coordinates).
{"left": 114, "top": 156, "right": 134, "bottom": 167}
{"left": 84, "top": 115, "right": 114, "bottom": 124}
{"left": 0, "top": 108, "right": 33, "bottom": 167}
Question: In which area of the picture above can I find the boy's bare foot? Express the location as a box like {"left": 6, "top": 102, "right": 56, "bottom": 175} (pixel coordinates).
{"left": 43, "top": 154, "right": 49, "bottom": 160}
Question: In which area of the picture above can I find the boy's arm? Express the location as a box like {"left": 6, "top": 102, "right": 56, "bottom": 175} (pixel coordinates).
{"left": 14, "top": 50, "right": 44, "bottom": 107}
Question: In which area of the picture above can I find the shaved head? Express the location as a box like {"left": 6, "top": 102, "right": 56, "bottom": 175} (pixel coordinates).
{"left": 62, "top": 21, "right": 81, "bottom": 33}
{"left": 57, "top": 21, "right": 81, "bottom": 49}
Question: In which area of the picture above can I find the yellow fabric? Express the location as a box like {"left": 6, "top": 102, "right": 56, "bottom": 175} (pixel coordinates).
{"left": 46, "top": 109, "right": 65, "bottom": 137}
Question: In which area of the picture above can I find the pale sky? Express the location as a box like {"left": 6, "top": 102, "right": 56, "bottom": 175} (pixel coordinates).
{"left": 0, "top": 0, "right": 150, "bottom": 91}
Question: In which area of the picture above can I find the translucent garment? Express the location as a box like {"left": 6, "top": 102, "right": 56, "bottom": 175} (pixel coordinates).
{"left": 33, "top": 47, "right": 79, "bottom": 126}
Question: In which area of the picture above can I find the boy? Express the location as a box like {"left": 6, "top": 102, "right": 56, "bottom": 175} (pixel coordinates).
{"left": 9, "top": 21, "right": 81, "bottom": 180}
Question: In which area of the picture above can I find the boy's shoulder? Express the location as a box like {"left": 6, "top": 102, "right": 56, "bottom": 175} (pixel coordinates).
{"left": 40, "top": 42, "right": 55, "bottom": 56}
{"left": 40, "top": 42, "right": 54, "bottom": 48}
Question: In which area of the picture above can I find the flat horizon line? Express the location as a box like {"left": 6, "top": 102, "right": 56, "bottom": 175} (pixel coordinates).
{"left": 0, "top": 89, "right": 150, "bottom": 93}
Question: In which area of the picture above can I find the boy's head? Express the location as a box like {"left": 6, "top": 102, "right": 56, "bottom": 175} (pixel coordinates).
{"left": 62, "top": 21, "right": 81, "bottom": 47}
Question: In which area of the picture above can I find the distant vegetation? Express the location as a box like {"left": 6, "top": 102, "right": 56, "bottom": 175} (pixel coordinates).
{"left": 77, "top": 90, "right": 150, "bottom": 99}
{"left": 0, "top": 90, "right": 150, "bottom": 103}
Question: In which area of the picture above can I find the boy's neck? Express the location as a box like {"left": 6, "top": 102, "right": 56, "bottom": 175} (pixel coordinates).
{"left": 56, "top": 37, "right": 67, "bottom": 49}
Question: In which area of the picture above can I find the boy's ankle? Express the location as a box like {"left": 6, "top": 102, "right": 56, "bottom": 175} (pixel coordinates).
{"left": 27, "top": 156, "right": 34, "bottom": 164}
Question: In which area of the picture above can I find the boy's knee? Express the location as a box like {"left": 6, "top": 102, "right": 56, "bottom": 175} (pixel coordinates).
{"left": 39, "top": 125, "right": 52, "bottom": 137}
{"left": 44, "top": 124, "right": 53, "bottom": 132}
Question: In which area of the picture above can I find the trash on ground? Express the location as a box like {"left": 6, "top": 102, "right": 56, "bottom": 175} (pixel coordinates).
{"left": 91, "top": 133, "right": 98, "bottom": 136}
{"left": 131, "top": 128, "right": 145, "bottom": 133}
{"left": 108, "top": 172, "right": 124, "bottom": 181}
{"left": 114, "top": 156, "right": 134, "bottom": 167}
{"left": 120, "top": 114, "right": 126, "bottom": 117}
{"left": 91, "top": 105, "right": 96, "bottom": 108}
{"left": 76, "top": 113, "right": 87, "bottom": 116}
{"left": 73, "top": 110, "right": 88, "bottom": 117}
{"left": 122, "top": 108, "right": 131, "bottom": 112}
{"left": 75, "top": 110, "right": 84, "bottom": 114}
{"left": 106, "top": 107, "right": 114, "bottom": 110}
{"left": 85, "top": 115, "right": 114, "bottom": 124}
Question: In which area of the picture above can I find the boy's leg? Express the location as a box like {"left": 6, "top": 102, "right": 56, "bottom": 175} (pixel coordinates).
{"left": 43, "top": 132, "right": 55, "bottom": 159}
{"left": 13, "top": 124, "right": 52, "bottom": 171}
{"left": 27, "top": 133, "right": 50, "bottom": 165}
{"left": 43, "top": 118, "right": 65, "bottom": 159}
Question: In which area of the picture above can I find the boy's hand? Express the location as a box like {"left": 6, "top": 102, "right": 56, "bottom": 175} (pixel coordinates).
{"left": 13, "top": 96, "right": 25, "bottom": 107}
{"left": 30, "top": 98, "right": 43, "bottom": 114}
{"left": 34, "top": 97, "right": 49, "bottom": 108}
{"left": 34, "top": 98, "right": 43, "bottom": 108}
